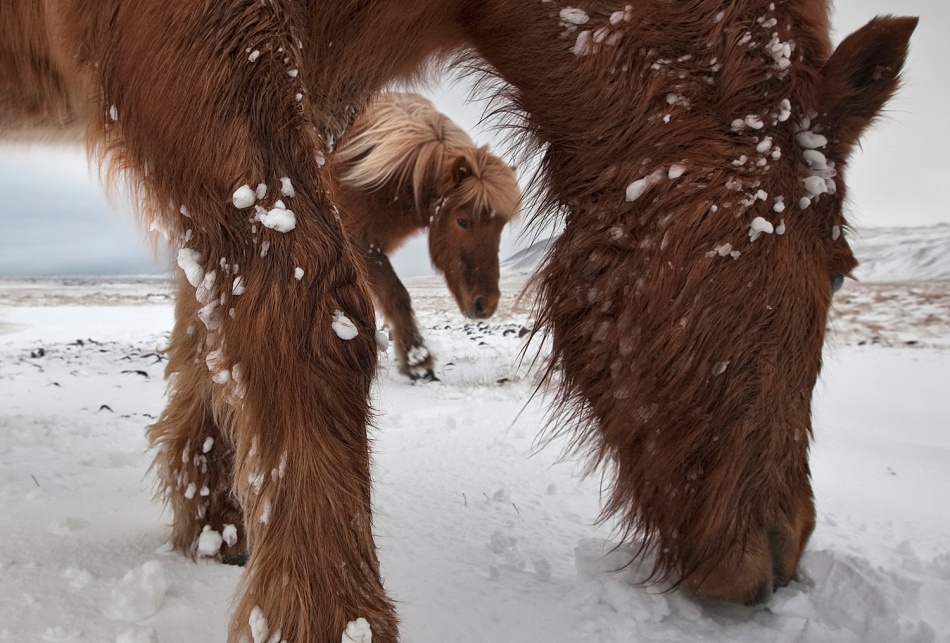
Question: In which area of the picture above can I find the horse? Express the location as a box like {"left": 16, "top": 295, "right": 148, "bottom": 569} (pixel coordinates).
{"left": 330, "top": 91, "right": 521, "bottom": 380}
{"left": 0, "top": 0, "right": 915, "bottom": 640}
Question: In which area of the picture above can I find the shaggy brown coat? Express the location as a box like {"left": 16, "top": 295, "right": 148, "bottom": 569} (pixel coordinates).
{"left": 0, "top": 0, "right": 915, "bottom": 640}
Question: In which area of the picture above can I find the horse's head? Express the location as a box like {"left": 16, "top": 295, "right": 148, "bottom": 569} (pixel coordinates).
{"left": 528, "top": 10, "right": 916, "bottom": 607}
{"left": 673, "top": 15, "right": 919, "bottom": 603}
{"left": 428, "top": 146, "right": 520, "bottom": 319}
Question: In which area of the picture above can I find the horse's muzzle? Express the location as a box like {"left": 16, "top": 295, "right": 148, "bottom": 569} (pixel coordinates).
{"left": 468, "top": 293, "right": 498, "bottom": 319}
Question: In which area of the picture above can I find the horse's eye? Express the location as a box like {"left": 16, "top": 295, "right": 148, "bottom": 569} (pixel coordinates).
{"left": 457, "top": 218, "right": 470, "bottom": 229}
{"left": 831, "top": 273, "right": 845, "bottom": 294}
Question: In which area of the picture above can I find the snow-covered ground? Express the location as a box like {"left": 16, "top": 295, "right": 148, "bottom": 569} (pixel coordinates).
{"left": 1, "top": 235, "right": 949, "bottom": 642}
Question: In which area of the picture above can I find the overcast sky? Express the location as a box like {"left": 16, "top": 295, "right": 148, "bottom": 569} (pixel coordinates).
{"left": 0, "top": 0, "right": 944, "bottom": 277}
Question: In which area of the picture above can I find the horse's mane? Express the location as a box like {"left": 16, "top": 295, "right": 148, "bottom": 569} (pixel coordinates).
{"left": 336, "top": 91, "right": 520, "bottom": 221}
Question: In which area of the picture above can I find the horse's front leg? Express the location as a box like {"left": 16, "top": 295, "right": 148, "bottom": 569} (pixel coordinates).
{"left": 86, "top": 5, "right": 399, "bottom": 640}
{"left": 365, "top": 246, "right": 437, "bottom": 381}
{"left": 222, "top": 229, "right": 396, "bottom": 642}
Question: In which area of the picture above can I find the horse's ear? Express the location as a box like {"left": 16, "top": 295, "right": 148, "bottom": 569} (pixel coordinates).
{"left": 451, "top": 155, "right": 472, "bottom": 186}
{"left": 817, "top": 15, "right": 917, "bottom": 157}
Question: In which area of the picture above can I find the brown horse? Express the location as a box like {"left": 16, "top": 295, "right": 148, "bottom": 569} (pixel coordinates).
{"left": 0, "top": 0, "right": 915, "bottom": 641}
{"left": 331, "top": 91, "right": 520, "bottom": 380}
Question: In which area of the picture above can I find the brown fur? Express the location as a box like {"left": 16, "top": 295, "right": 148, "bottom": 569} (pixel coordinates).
{"left": 331, "top": 92, "right": 520, "bottom": 378}
{"left": 1, "top": 0, "right": 915, "bottom": 639}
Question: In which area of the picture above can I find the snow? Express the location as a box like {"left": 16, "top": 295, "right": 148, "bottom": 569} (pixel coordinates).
{"left": 256, "top": 204, "right": 296, "bottom": 233}
{"left": 232, "top": 185, "right": 256, "bottom": 209}
{"left": 797, "top": 131, "right": 829, "bottom": 150}
{"left": 115, "top": 626, "right": 159, "bottom": 643}
{"left": 222, "top": 524, "right": 238, "bottom": 547}
{"left": 777, "top": 98, "right": 792, "bottom": 122}
{"left": 559, "top": 8, "right": 589, "bottom": 25}
{"left": 706, "top": 243, "right": 736, "bottom": 259}
{"left": 748, "top": 215, "right": 775, "bottom": 241}
{"left": 744, "top": 114, "right": 765, "bottom": 130}
{"left": 766, "top": 34, "right": 793, "bottom": 71}
{"left": 406, "top": 344, "right": 430, "bottom": 366}
{"left": 175, "top": 248, "right": 203, "bottom": 288}
{"left": 571, "top": 30, "right": 592, "bottom": 57}
{"left": 609, "top": 7, "right": 632, "bottom": 26}
{"left": 103, "top": 561, "right": 171, "bottom": 622}
{"left": 249, "top": 606, "right": 272, "bottom": 643}
{"left": 147, "top": 219, "right": 169, "bottom": 241}
{"left": 1, "top": 250, "right": 949, "bottom": 641}
{"left": 196, "top": 527, "right": 223, "bottom": 558}
{"left": 342, "top": 618, "right": 372, "bottom": 643}
{"left": 197, "top": 300, "right": 222, "bottom": 331}
{"left": 280, "top": 177, "right": 295, "bottom": 198}
{"left": 625, "top": 169, "right": 665, "bottom": 202}
{"left": 803, "top": 149, "right": 828, "bottom": 170}
{"left": 332, "top": 310, "right": 358, "bottom": 340}
{"left": 804, "top": 175, "right": 829, "bottom": 196}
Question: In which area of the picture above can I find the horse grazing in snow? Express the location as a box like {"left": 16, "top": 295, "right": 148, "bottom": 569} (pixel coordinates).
{"left": 331, "top": 92, "right": 521, "bottom": 380}
{"left": 0, "top": 0, "right": 915, "bottom": 640}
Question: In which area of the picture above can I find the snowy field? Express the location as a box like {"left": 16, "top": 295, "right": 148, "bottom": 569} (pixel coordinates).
{"left": 1, "top": 237, "right": 949, "bottom": 642}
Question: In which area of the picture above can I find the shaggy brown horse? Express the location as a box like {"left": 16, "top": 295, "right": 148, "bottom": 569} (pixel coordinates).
{"left": 0, "top": 0, "right": 915, "bottom": 640}
{"left": 331, "top": 92, "right": 521, "bottom": 380}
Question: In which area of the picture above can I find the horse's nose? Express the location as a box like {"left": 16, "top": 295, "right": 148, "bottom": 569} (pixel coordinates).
{"left": 474, "top": 296, "right": 487, "bottom": 318}
{"left": 472, "top": 295, "right": 498, "bottom": 319}
{"left": 465, "top": 292, "right": 498, "bottom": 319}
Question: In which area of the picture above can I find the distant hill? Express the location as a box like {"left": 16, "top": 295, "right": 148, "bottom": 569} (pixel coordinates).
{"left": 499, "top": 236, "right": 554, "bottom": 275}
{"left": 502, "top": 224, "right": 950, "bottom": 282}
{"left": 849, "top": 224, "right": 950, "bottom": 282}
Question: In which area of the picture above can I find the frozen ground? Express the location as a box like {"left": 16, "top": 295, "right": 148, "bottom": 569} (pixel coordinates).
{"left": 1, "top": 256, "right": 949, "bottom": 642}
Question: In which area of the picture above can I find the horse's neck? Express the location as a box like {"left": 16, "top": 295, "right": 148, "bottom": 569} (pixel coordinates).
{"left": 463, "top": 0, "right": 831, "bottom": 218}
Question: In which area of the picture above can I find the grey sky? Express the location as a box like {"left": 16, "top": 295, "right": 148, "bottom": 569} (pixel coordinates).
{"left": 0, "top": 0, "right": 944, "bottom": 277}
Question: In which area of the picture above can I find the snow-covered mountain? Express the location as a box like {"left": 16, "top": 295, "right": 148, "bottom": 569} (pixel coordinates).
{"left": 849, "top": 223, "right": 950, "bottom": 282}
{"left": 502, "top": 224, "right": 950, "bottom": 282}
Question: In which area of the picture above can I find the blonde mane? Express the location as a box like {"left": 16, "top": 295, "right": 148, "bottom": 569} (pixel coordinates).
{"left": 336, "top": 92, "right": 520, "bottom": 221}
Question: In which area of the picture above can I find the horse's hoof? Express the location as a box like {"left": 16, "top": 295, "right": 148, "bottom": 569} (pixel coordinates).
{"left": 222, "top": 552, "right": 249, "bottom": 567}
{"left": 409, "top": 369, "right": 439, "bottom": 382}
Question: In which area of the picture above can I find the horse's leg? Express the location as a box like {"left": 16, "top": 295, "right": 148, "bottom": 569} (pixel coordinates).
{"left": 147, "top": 274, "right": 247, "bottom": 565}
{"left": 221, "top": 239, "right": 397, "bottom": 643}
{"left": 366, "top": 246, "right": 437, "bottom": 381}
{"left": 82, "top": 4, "right": 398, "bottom": 640}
